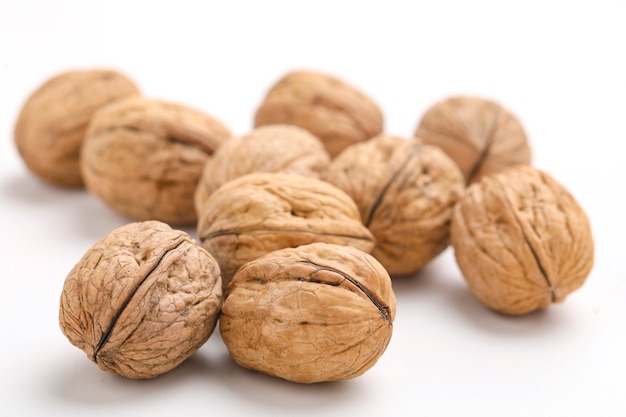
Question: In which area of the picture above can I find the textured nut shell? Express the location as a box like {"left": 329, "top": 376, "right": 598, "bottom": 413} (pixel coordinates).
{"left": 325, "top": 135, "right": 465, "bottom": 275}
{"left": 197, "top": 173, "right": 375, "bottom": 286}
{"left": 415, "top": 96, "right": 531, "bottom": 184}
{"left": 220, "top": 242, "right": 396, "bottom": 383}
{"left": 450, "top": 166, "right": 594, "bottom": 315}
{"left": 59, "top": 221, "right": 222, "bottom": 378}
{"left": 14, "top": 69, "right": 140, "bottom": 187}
{"left": 254, "top": 71, "right": 383, "bottom": 158}
{"left": 81, "top": 96, "right": 231, "bottom": 225}
{"left": 194, "top": 124, "right": 330, "bottom": 214}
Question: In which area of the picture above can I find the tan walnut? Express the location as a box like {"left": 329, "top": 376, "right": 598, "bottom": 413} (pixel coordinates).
{"left": 415, "top": 96, "right": 531, "bottom": 184}
{"left": 59, "top": 220, "right": 223, "bottom": 379}
{"left": 450, "top": 165, "right": 594, "bottom": 315}
{"left": 324, "top": 134, "right": 465, "bottom": 276}
{"left": 14, "top": 69, "right": 140, "bottom": 187}
{"left": 81, "top": 96, "right": 232, "bottom": 225}
{"left": 197, "top": 172, "right": 375, "bottom": 287}
{"left": 220, "top": 242, "right": 396, "bottom": 383}
{"left": 254, "top": 70, "right": 384, "bottom": 158}
{"left": 194, "top": 124, "right": 330, "bottom": 214}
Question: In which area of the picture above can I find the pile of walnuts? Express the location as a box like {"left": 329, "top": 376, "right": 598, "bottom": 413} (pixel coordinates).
{"left": 14, "top": 68, "right": 594, "bottom": 383}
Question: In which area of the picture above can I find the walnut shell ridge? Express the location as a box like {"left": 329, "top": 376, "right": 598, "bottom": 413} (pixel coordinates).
{"left": 59, "top": 221, "right": 223, "bottom": 379}
{"left": 325, "top": 134, "right": 465, "bottom": 276}
{"left": 220, "top": 242, "right": 396, "bottom": 383}
{"left": 14, "top": 69, "right": 140, "bottom": 187}
{"left": 197, "top": 172, "right": 375, "bottom": 287}
{"left": 450, "top": 166, "right": 594, "bottom": 315}
{"left": 254, "top": 70, "right": 384, "bottom": 158}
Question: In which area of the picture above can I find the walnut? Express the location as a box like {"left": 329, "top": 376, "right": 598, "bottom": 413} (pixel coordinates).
{"left": 450, "top": 165, "right": 594, "bottom": 315}
{"left": 59, "top": 221, "right": 223, "bottom": 379}
{"left": 324, "top": 134, "right": 465, "bottom": 276}
{"left": 220, "top": 242, "right": 396, "bottom": 383}
{"left": 415, "top": 96, "right": 531, "bottom": 184}
{"left": 81, "top": 96, "right": 232, "bottom": 225}
{"left": 254, "top": 70, "right": 384, "bottom": 158}
{"left": 13, "top": 69, "right": 140, "bottom": 187}
{"left": 194, "top": 124, "right": 330, "bottom": 215}
{"left": 197, "top": 172, "right": 375, "bottom": 287}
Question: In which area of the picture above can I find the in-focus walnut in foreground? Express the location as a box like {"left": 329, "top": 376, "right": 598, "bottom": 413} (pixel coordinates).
{"left": 451, "top": 165, "right": 594, "bottom": 315}
{"left": 14, "top": 69, "right": 140, "bottom": 187}
{"left": 254, "top": 70, "right": 384, "bottom": 158}
{"left": 81, "top": 96, "right": 232, "bottom": 225}
{"left": 197, "top": 172, "right": 375, "bottom": 287}
{"left": 194, "top": 124, "right": 330, "bottom": 214}
{"left": 220, "top": 242, "right": 396, "bottom": 383}
{"left": 325, "top": 134, "right": 465, "bottom": 276}
{"left": 59, "top": 221, "right": 223, "bottom": 379}
{"left": 415, "top": 96, "right": 531, "bottom": 184}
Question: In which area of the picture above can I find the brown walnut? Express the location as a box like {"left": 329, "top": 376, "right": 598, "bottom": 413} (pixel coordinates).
{"left": 194, "top": 124, "right": 330, "bottom": 214}
{"left": 324, "top": 134, "right": 465, "bottom": 276}
{"left": 14, "top": 69, "right": 140, "bottom": 187}
{"left": 254, "top": 70, "right": 384, "bottom": 158}
{"left": 450, "top": 165, "right": 594, "bottom": 315}
{"left": 197, "top": 172, "right": 375, "bottom": 287}
{"left": 81, "top": 96, "right": 232, "bottom": 225}
{"left": 59, "top": 221, "right": 223, "bottom": 379}
{"left": 220, "top": 242, "right": 396, "bottom": 383}
{"left": 415, "top": 96, "right": 531, "bottom": 184}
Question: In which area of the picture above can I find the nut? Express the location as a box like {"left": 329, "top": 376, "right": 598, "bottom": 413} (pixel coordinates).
{"left": 81, "top": 96, "right": 232, "bottom": 225}
{"left": 450, "top": 165, "right": 594, "bottom": 315}
{"left": 254, "top": 70, "right": 383, "bottom": 158}
{"left": 415, "top": 96, "right": 531, "bottom": 184}
{"left": 197, "top": 172, "right": 375, "bottom": 287}
{"left": 14, "top": 69, "right": 140, "bottom": 187}
{"left": 220, "top": 242, "right": 396, "bottom": 383}
{"left": 324, "top": 134, "right": 465, "bottom": 276}
{"left": 194, "top": 124, "right": 330, "bottom": 214}
{"left": 59, "top": 220, "right": 223, "bottom": 379}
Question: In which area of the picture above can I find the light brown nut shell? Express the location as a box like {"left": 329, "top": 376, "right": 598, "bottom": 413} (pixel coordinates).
{"left": 197, "top": 173, "right": 375, "bottom": 287}
{"left": 220, "top": 242, "right": 396, "bottom": 383}
{"left": 81, "top": 96, "right": 232, "bottom": 225}
{"left": 254, "top": 70, "right": 383, "bottom": 158}
{"left": 415, "top": 96, "right": 531, "bottom": 184}
{"left": 450, "top": 166, "right": 594, "bottom": 315}
{"left": 59, "top": 221, "right": 223, "bottom": 379}
{"left": 14, "top": 69, "right": 140, "bottom": 187}
{"left": 325, "top": 134, "right": 465, "bottom": 276}
{"left": 194, "top": 124, "right": 330, "bottom": 214}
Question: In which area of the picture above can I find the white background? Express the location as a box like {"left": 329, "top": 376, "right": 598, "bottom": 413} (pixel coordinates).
{"left": 1, "top": 1, "right": 625, "bottom": 416}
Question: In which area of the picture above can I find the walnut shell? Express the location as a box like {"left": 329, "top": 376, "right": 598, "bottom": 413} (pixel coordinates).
{"left": 197, "top": 173, "right": 375, "bottom": 286}
{"left": 325, "top": 134, "right": 465, "bottom": 276}
{"left": 254, "top": 70, "right": 383, "bottom": 158}
{"left": 14, "top": 69, "right": 140, "bottom": 187}
{"left": 81, "top": 96, "right": 232, "bottom": 225}
{"left": 450, "top": 166, "right": 594, "bottom": 315}
{"left": 194, "top": 124, "right": 330, "bottom": 214}
{"left": 59, "top": 221, "right": 223, "bottom": 379}
{"left": 415, "top": 96, "right": 531, "bottom": 184}
{"left": 220, "top": 242, "right": 396, "bottom": 383}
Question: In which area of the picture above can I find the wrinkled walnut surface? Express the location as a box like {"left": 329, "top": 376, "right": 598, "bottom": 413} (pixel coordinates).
{"left": 220, "top": 242, "right": 396, "bottom": 383}
{"left": 415, "top": 96, "right": 531, "bottom": 184}
{"left": 254, "top": 70, "right": 383, "bottom": 158}
{"left": 197, "top": 172, "right": 375, "bottom": 286}
{"left": 194, "top": 124, "right": 330, "bottom": 214}
{"left": 14, "top": 69, "right": 140, "bottom": 187}
{"left": 325, "top": 134, "right": 465, "bottom": 276}
{"left": 59, "top": 221, "right": 223, "bottom": 378}
{"left": 450, "top": 165, "right": 594, "bottom": 315}
{"left": 81, "top": 96, "right": 232, "bottom": 225}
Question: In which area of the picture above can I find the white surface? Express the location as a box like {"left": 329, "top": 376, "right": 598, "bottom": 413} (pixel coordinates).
{"left": 1, "top": 1, "right": 625, "bottom": 416}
